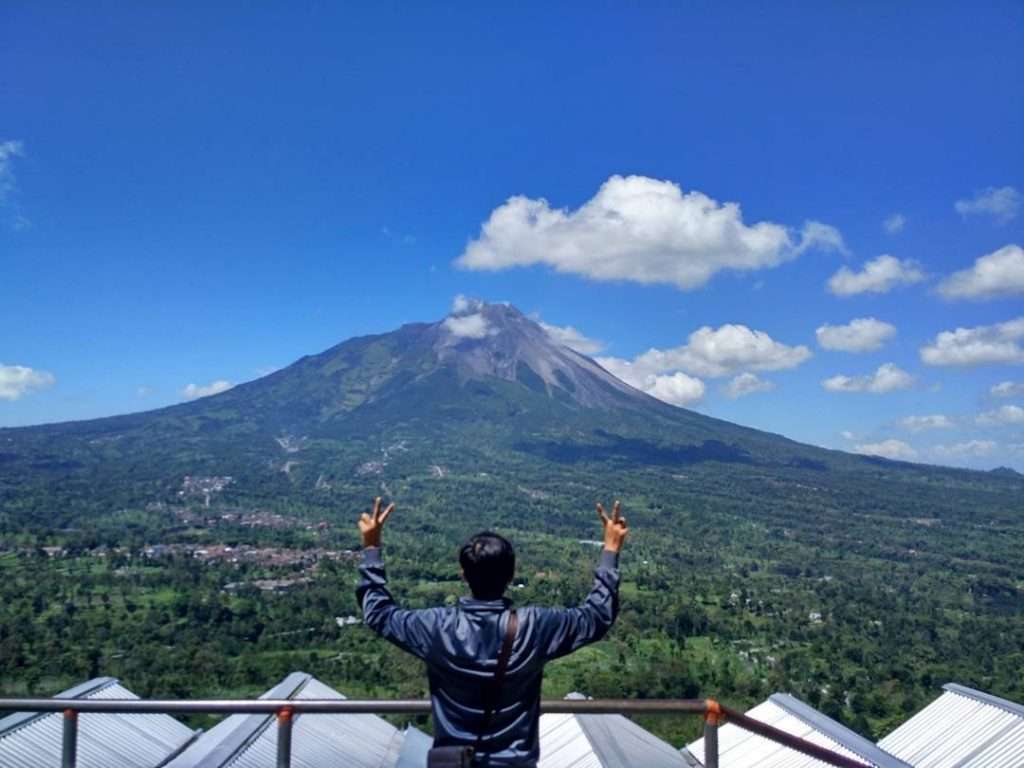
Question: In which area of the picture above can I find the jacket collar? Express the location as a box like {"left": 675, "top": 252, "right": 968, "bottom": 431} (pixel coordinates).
{"left": 457, "top": 596, "right": 512, "bottom": 612}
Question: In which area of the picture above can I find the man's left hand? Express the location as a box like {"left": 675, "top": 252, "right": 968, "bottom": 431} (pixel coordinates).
{"left": 358, "top": 496, "right": 394, "bottom": 548}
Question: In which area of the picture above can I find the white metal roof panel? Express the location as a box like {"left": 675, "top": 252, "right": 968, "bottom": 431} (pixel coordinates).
{"left": 165, "top": 673, "right": 403, "bottom": 768}
{"left": 877, "top": 683, "right": 1024, "bottom": 767}
{"left": 538, "top": 709, "right": 689, "bottom": 767}
{"left": 0, "top": 678, "right": 198, "bottom": 768}
{"left": 539, "top": 713, "right": 604, "bottom": 768}
{"left": 686, "top": 695, "right": 908, "bottom": 768}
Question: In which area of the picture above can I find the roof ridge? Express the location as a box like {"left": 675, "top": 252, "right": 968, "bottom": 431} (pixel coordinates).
{"left": 942, "top": 683, "right": 1024, "bottom": 719}
{"left": 574, "top": 712, "right": 636, "bottom": 766}
{"left": 56, "top": 676, "right": 121, "bottom": 700}
{"left": 189, "top": 673, "right": 313, "bottom": 768}
{"left": 575, "top": 710, "right": 689, "bottom": 766}
{"left": 0, "top": 676, "right": 122, "bottom": 738}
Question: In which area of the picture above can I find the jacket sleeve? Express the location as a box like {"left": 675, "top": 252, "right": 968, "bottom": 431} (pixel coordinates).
{"left": 355, "top": 547, "right": 437, "bottom": 660}
{"left": 537, "top": 549, "right": 621, "bottom": 661}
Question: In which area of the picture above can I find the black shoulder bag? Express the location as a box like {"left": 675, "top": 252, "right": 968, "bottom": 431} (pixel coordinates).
{"left": 427, "top": 609, "right": 519, "bottom": 768}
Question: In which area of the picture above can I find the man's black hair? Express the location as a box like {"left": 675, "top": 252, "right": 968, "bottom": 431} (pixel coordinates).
{"left": 459, "top": 532, "right": 515, "bottom": 600}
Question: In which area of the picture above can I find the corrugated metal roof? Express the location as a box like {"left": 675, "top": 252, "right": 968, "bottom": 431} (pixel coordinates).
{"left": 685, "top": 693, "right": 909, "bottom": 768}
{"left": 0, "top": 677, "right": 198, "bottom": 768}
{"left": 393, "top": 726, "right": 432, "bottom": 768}
{"left": 877, "top": 683, "right": 1024, "bottom": 767}
{"left": 537, "top": 695, "right": 689, "bottom": 768}
{"left": 164, "top": 672, "right": 404, "bottom": 768}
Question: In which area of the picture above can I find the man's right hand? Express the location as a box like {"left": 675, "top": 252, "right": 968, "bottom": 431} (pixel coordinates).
{"left": 358, "top": 496, "right": 394, "bottom": 549}
{"left": 597, "top": 500, "right": 628, "bottom": 553}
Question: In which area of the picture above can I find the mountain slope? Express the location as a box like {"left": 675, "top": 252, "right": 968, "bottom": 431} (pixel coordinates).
{"left": 1, "top": 303, "right": 1020, "bottom": 525}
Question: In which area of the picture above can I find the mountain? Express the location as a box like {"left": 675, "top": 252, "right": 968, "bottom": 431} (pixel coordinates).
{"left": 1, "top": 303, "right": 1020, "bottom": 527}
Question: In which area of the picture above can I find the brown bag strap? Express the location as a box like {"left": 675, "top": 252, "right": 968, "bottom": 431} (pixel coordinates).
{"left": 474, "top": 609, "right": 518, "bottom": 751}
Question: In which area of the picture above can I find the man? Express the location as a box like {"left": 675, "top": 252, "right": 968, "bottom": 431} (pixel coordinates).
{"left": 356, "top": 497, "right": 629, "bottom": 767}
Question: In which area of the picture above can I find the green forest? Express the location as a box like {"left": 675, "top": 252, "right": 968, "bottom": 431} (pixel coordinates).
{"left": 2, "top": 453, "right": 1021, "bottom": 747}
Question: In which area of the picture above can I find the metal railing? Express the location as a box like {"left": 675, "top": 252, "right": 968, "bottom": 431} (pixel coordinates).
{"left": 0, "top": 697, "right": 874, "bottom": 768}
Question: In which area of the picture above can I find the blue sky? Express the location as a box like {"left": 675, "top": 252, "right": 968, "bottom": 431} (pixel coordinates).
{"left": 2, "top": 2, "right": 1023, "bottom": 469}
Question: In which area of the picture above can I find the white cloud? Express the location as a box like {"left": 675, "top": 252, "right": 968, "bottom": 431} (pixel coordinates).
{"left": 595, "top": 356, "right": 644, "bottom": 384}
{"left": 798, "top": 220, "right": 847, "bottom": 254}
{"left": 641, "top": 372, "right": 706, "bottom": 407}
{"left": 976, "top": 405, "right": 1024, "bottom": 427}
{"left": 933, "top": 440, "right": 997, "bottom": 458}
{"left": 840, "top": 430, "right": 857, "bottom": 441}
{"left": 599, "top": 324, "right": 806, "bottom": 405}
{"left": 0, "top": 140, "right": 24, "bottom": 204}
{"left": 137, "top": 386, "right": 154, "bottom": 398}
{"left": 853, "top": 439, "right": 918, "bottom": 461}
{"left": 920, "top": 317, "right": 1024, "bottom": 367}
{"left": 380, "top": 226, "right": 416, "bottom": 246}
{"left": 598, "top": 356, "right": 704, "bottom": 405}
{"left": 827, "top": 255, "right": 925, "bottom": 296}
{"left": 954, "top": 186, "right": 1020, "bottom": 224}
{"left": 600, "top": 324, "right": 811, "bottom": 382}
{"left": 455, "top": 175, "right": 844, "bottom": 291}
{"left": 991, "top": 381, "right": 1024, "bottom": 398}
{"left": 900, "top": 414, "right": 955, "bottom": 432}
{"left": 0, "top": 364, "right": 55, "bottom": 401}
{"left": 822, "top": 363, "right": 915, "bottom": 394}
{"left": 724, "top": 372, "right": 775, "bottom": 398}
{"left": 597, "top": 357, "right": 706, "bottom": 405}
{"left": 451, "top": 294, "right": 484, "bottom": 315}
{"left": 442, "top": 313, "right": 493, "bottom": 339}
{"left": 816, "top": 317, "right": 896, "bottom": 352}
{"left": 937, "top": 244, "right": 1024, "bottom": 300}
{"left": 180, "top": 379, "right": 233, "bottom": 400}
{"left": 537, "top": 321, "right": 604, "bottom": 355}
{"left": 883, "top": 213, "right": 906, "bottom": 234}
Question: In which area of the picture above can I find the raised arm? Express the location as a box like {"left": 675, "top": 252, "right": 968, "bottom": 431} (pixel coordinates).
{"left": 354, "top": 498, "right": 437, "bottom": 659}
{"left": 538, "top": 501, "right": 629, "bottom": 661}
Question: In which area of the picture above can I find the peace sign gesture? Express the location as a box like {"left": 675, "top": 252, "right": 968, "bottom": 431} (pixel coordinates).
{"left": 596, "top": 500, "right": 629, "bottom": 553}
{"left": 358, "top": 496, "right": 395, "bottom": 548}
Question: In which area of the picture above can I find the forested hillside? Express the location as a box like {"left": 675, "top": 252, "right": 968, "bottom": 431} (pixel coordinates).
{"left": 1, "top": 305, "right": 1021, "bottom": 744}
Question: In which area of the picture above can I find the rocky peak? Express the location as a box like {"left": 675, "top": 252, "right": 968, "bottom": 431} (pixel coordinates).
{"left": 429, "top": 301, "right": 644, "bottom": 410}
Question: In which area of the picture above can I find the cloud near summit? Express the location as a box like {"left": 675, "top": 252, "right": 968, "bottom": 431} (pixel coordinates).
{"left": 537, "top": 321, "right": 604, "bottom": 355}
{"left": 455, "top": 175, "right": 844, "bottom": 290}
{"left": 597, "top": 324, "right": 808, "bottom": 407}
{"left": 600, "top": 324, "right": 812, "bottom": 379}
{"left": 442, "top": 313, "right": 493, "bottom": 339}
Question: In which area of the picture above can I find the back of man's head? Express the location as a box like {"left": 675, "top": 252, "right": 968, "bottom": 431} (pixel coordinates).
{"left": 459, "top": 532, "right": 515, "bottom": 600}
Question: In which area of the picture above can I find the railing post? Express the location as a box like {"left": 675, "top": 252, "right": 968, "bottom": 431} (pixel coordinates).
{"left": 276, "top": 707, "right": 293, "bottom": 768}
{"left": 704, "top": 699, "right": 722, "bottom": 768}
{"left": 61, "top": 709, "right": 78, "bottom": 768}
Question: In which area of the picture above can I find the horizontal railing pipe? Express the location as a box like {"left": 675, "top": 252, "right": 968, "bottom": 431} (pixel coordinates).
{"left": 0, "top": 697, "right": 711, "bottom": 716}
{"left": 0, "top": 697, "right": 873, "bottom": 768}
